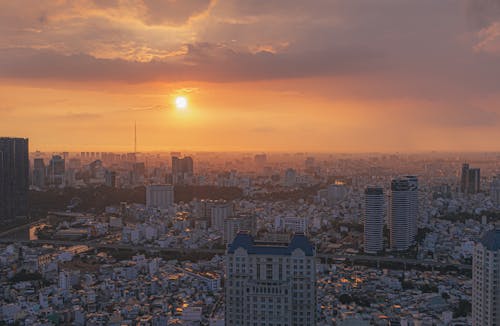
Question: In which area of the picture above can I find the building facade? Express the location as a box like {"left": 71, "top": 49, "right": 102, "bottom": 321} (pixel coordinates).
{"left": 0, "top": 137, "right": 29, "bottom": 222}
{"left": 364, "top": 186, "right": 384, "bottom": 254}
{"left": 461, "top": 163, "right": 481, "bottom": 194}
{"left": 389, "top": 176, "right": 418, "bottom": 251}
{"left": 146, "top": 184, "right": 174, "bottom": 209}
{"left": 225, "top": 232, "right": 316, "bottom": 326}
{"left": 472, "top": 229, "right": 500, "bottom": 326}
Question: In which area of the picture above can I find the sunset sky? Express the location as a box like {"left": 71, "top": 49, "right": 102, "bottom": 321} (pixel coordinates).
{"left": 1, "top": 0, "right": 500, "bottom": 152}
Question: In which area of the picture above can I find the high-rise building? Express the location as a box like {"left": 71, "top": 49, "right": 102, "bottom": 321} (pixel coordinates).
{"left": 472, "top": 229, "right": 500, "bottom": 326}
{"left": 491, "top": 175, "right": 500, "bottom": 208}
{"left": 211, "top": 200, "right": 234, "bottom": 231}
{"left": 461, "top": 163, "right": 481, "bottom": 194}
{"left": 389, "top": 176, "right": 418, "bottom": 251}
{"left": 0, "top": 137, "right": 29, "bottom": 222}
{"left": 32, "top": 158, "right": 46, "bottom": 188}
{"left": 223, "top": 214, "right": 256, "bottom": 244}
{"left": 326, "top": 182, "right": 347, "bottom": 207}
{"left": 48, "top": 155, "right": 65, "bottom": 185}
{"left": 364, "top": 186, "right": 384, "bottom": 254}
{"left": 146, "top": 184, "right": 174, "bottom": 209}
{"left": 461, "top": 163, "right": 469, "bottom": 193}
{"left": 405, "top": 175, "right": 419, "bottom": 240}
{"left": 171, "top": 156, "right": 194, "bottom": 184}
{"left": 468, "top": 168, "right": 481, "bottom": 194}
{"left": 225, "top": 232, "right": 316, "bottom": 326}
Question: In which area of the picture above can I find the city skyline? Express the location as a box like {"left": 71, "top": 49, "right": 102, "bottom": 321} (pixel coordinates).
{"left": 1, "top": 0, "right": 500, "bottom": 152}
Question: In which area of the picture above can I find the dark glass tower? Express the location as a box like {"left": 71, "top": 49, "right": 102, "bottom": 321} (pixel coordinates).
{"left": 0, "top": 137, "right": 29, "bottom": 222}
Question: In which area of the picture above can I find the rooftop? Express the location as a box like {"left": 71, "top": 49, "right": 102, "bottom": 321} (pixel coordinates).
{"left": 480, "top": 229, "right": 500, "bottom": 251}
{"left": 227, "top": 232, "right": 315, "bottom": 256}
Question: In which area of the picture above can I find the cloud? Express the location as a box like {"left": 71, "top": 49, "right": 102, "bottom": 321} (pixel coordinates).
{"left": 0, "top": 43, "right": 382, "bottom": 83}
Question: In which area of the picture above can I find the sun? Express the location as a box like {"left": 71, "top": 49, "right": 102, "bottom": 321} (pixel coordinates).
{"left": 175, "top": 96, "right": 188, "bottom": 110}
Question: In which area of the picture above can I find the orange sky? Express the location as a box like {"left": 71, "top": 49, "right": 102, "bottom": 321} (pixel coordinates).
{"left": 1, "top": 0, "right": 500, "bottom": 152}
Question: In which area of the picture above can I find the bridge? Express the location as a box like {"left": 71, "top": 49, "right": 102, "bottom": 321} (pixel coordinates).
{"left": 0, "top": 238, "right": 471, "bottom": 271}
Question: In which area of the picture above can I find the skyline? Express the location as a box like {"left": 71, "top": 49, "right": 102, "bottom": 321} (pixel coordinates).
{"left": 1, "top": 0, "right": 500, "bottom": 152}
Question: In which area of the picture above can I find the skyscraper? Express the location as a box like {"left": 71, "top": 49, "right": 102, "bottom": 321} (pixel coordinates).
{"left": 225, "top": 232, "right": 316, "bottom": 326}
{"left": 0, "top": 137, "right": 29, "bottom": 222}
{"left": 364, "top": 186, "right": 384, "bottom": 254}
{"left": 460, "top": 163, "right": 469, "bottom": 193}
{"left": 491, "top": 175, "right": 500, "bottom": 208}
{"left": 48, "top": 155, "right": 65, "bottom": 186}
{"left": 468, "top": 168, "right": 481, "bottom": 194}
{"left": 32, "top": 158, "right": 46, "bottom": 188}
{"left": 389, "top": 176, "right": 418, "bottom": 251}
{"left": 461, "top": 163, "right": 481, "bottom": 194}
{"left": 171, "top": 156, "right": 194, "bottom": 185}
{"left": 472, "top": 229, "right": 500, "bottom": 326}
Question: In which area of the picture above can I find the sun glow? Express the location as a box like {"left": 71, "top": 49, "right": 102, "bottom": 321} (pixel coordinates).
{"left": 175, "top": 96, "right": 188, "bottom": 110}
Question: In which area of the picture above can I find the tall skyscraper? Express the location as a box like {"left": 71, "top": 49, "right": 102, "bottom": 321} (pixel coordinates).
{"left": 461, "top": 163, "right": 469, "bottom": 193}
{"left": 364, "top": 186, "right": 384, "bottom": 254}
{"left": 171, "top": 156, "right": 194, "bottom": 185}
{"left": 468, "top": 168, "right": 481, "bottom": 194}
{"left": 48, "top": 155, "right": 65, "bottom": 185}
{"left": 146, "top": 184, "right": 174, "bottom": 209}
{"left": 472, "top": 229, "right": 500, "bottom": 326}
{"left": 0, "top": 137, "right": 29, "bottom": 222}
{"left": 389, "top": 176, "right": 418, "bottom": 251}
{"left": 225, "top": 232, "right": 316, "bottom": 326}
{"left": 461, "top": 163, "right": 481, "bottom": 194}
{"left": 32, "top": 158, "right": 46, "bottom": 188}
{"left": 491, "top": 175, "right": 500, "bottom": 208}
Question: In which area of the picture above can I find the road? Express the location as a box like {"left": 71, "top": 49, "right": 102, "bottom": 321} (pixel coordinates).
{"left": 0, "top": 238, "right": 471, "bottom": 271}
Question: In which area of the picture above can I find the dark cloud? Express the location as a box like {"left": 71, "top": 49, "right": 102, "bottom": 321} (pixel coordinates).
{"left": 465, "top": 0, "right": 500, "bottom": 28}
{"left": 0, "top": 44, "right": 382, "bottom": 83}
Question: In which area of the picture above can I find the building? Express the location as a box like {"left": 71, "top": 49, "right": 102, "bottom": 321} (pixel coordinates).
{"left": 225, "top": 232, "right": 316, "bottom": 326}
{"left": 461, "top": 163, "right": 481, "bottom": 194}
{"left": 491, "top": 175, "right": 500, "bottom": 208}
{"left": 224, "top": 214, "right": 256, "bottom": 244}
{"left": 211, "top": 200, "right": 234, "bottom": 231}
{"left": 48, "top": 155, "right": 65, "bottom": 186}
{"left": 32, "top": 158, "right": 46, "bottom": 188}
{"left": 171, "top": 156, "right": 193, "bottom": 185}
{"left": 389, "top": 176, "right": 418, "bottom": 251}
{"left": 364, "top": 186, "right": 384, "bottom": 254}
{"left": 275, "top": 216, "right": 307, "bottom": 234}
{"left": 326, "top": 182, "right": 347, "bottom": 206}
{"left": 0, "top": 138, "right": 29, "bottom": 222}
{"left": 472, "top": 229, "right": 500, "bottom": 326}
{"left": 460, "top": 163, "right": 469, "bottom": 193}
{"left": 146, "top": 184, "right": 174, "bottom": 210}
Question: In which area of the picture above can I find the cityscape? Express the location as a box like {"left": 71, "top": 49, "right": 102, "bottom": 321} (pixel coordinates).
{"left": 1, "top": 1, "right": 500, "bottom": 326}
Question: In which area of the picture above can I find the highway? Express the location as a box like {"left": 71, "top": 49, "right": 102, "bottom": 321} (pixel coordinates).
{"left": 0, "top": 238, "right": 471, "bottom": 271}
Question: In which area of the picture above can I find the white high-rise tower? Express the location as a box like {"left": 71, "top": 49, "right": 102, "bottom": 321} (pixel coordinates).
{"left": 389, "top": 176, "right": 418, "bottom": 251}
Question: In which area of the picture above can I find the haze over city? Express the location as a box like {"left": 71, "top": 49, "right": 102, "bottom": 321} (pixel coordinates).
{"left": 1, "top": 0, "right": 500, "bottom": 152}
{"left": 3, "top": 1, "right": 500, "bottom": 326}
